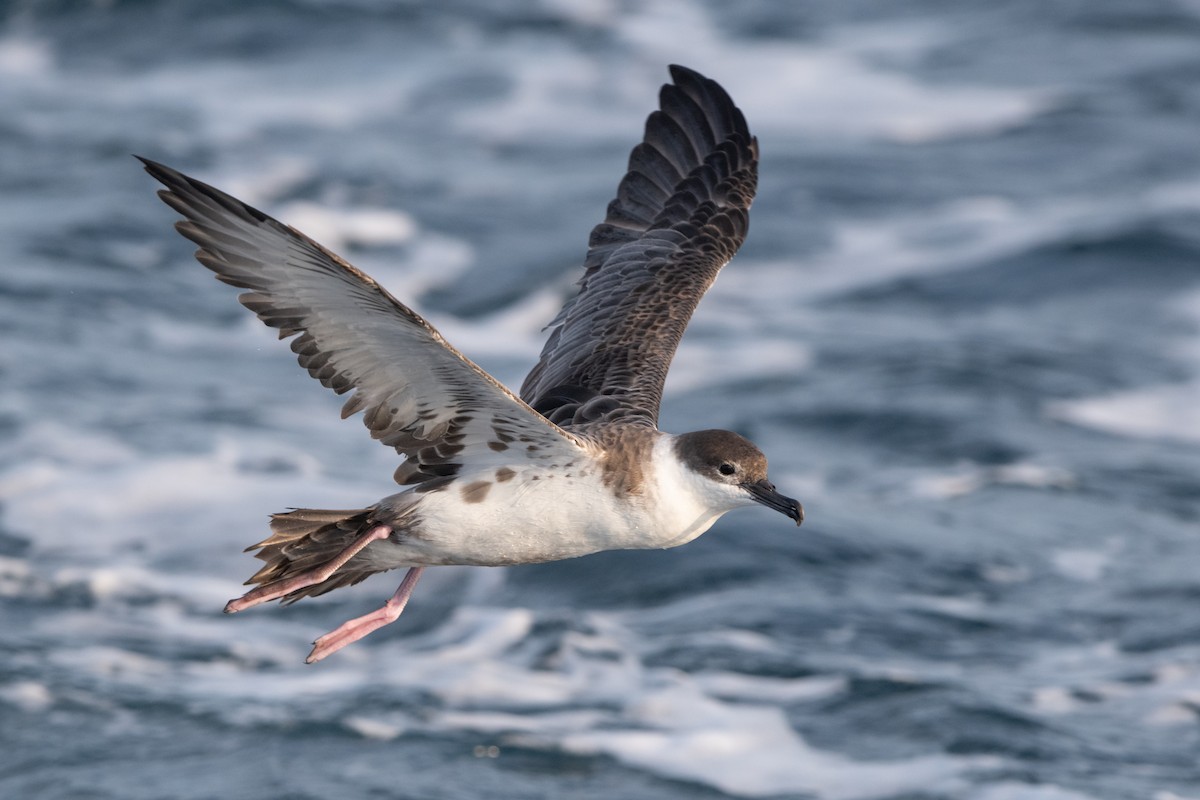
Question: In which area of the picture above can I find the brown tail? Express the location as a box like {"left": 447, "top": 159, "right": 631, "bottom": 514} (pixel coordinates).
{"left": 243, "top": 507, "right": 381, "bottom": 603}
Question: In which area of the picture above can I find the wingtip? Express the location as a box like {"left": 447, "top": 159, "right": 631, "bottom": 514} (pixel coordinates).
{"left": 135, "top": 155, "right": 181, "bottom": 188}
{"left": 667, "top": 63, "right": 701, "bottom": 82}
{"left": 667, "top": 64, "right": 719, "bottom": 96}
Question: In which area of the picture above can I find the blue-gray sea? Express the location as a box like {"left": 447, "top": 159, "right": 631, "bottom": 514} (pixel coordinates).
{"left": 3, "top": 2, "right": 1200, "bottom": 799}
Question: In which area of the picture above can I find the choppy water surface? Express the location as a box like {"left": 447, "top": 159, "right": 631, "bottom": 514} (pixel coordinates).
{"left": 2, "top": 2, "right": 1199, "bottom": 798}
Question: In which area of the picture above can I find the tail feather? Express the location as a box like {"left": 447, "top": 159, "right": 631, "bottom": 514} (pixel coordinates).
{"left": 244, "top": 507, "right": 381, "bottom": 603}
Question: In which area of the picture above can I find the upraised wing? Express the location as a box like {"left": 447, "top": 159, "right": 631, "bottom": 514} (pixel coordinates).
{"left": 141, "top": 158, "right": 587, "bottom": 485}
{"left": 520, "top": 65, "right": 758, "bottom": 428}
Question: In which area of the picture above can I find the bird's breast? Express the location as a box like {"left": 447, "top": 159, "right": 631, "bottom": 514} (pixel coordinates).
{"left": 378, "top": 456, "right": 717, "bottom": 567}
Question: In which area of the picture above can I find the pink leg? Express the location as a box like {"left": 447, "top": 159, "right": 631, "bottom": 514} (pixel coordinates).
{"left": 305, "top": 566, "right": 425, "bottom": 664}
{"left": 224, "top": 525, "right": 392, "bottom": 614}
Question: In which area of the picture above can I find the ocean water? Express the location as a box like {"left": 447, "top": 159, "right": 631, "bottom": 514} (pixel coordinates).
{"left": 3, "top": 1, "right": 1200, "bottom": 798}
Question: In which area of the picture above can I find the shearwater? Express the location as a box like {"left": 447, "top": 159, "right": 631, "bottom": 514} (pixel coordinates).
{"left": 140, "top": 65, "right": 803, "bottom": 664}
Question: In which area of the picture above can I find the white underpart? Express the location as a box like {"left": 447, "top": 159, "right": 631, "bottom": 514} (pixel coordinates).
{"left": 361, "top": 434, "right": 751, "bottom": 569}
{"left": 641, "top": 434, "right": 756, "bottom": 549}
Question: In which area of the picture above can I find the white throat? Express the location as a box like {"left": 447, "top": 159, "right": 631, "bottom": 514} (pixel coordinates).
{"left": 643, "top": 434, "right": 749, "bottom": 549}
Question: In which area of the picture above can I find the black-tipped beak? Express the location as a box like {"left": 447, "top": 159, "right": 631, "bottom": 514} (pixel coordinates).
{"left": 745, "top": 479, "right": 804, "bottom": 526}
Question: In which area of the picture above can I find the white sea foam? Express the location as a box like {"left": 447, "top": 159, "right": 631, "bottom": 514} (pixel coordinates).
{"left": 52, "top": 645, "right": 174, "bottom": 681}
{"left": 1029, "top": 686, "right": 1079, "bottom": 715}
{"left": 151, "top": 157, "right": 475, "bottom": 309}
{"left": 457, "top": 49, "right": 633, "bottom": 144}
{"left": 273, "top": 201, "right": 417, "bottom": 251}
{"left": 692, "top": 671, "right": 847, "bottom": 703}
{"left": 140, "top": 310, "right": 271, "bottom": 353}
{"left": 0, "top": 680, "right": 54, "bottom": 713}
{"left": 434, "top": 286, "right": 564, "bottom": 361}
{"left": 1049, "top": 546, "right": 1116, "bottom": 583}
{"left": 1020, "top": 640, "right": 1200, "bottom": 741}
{"left": 342, "top": 715, "right": 408, "bottom": 741}
{"left": 624, "top": 4, "right": 1047, "bottom": 144}
{"left": 0, "top": 424, "right": 370, "bottom": 562}
{"left": 215, "top": 158, "right": 317, "bottom": 208}
{"left": 454, "top": 3, "right": 1048, "bottom": 147}
{"left": 1048, "top": 288, "right": 1200, "bottom": 444}
{"left": 546, "top": 679, "right": 991, "bottom": 799}
{"left": 771, "top": 194, "right": 1120, "bottom": 301}
{"left": 0, "top": 556, "right": 35, "bottom": 599}
{"left": 901, "top": 593, "right": 995, "bottom": 622}
{"left": 1142, "top": 662, "right": 1200, "bottom": 727}
{"left": 664, "top": 337, "right": 812, "bottom": 394}
{"left": 317, "top": 611, "right": 989, "bottom": 800}
{"left": 0, "top": 34, "right": 53, "bottom": 78}
{"left": 136, "top": 58, "right": 419, "bottom": 145}
{"left": 26, "top": 594, "right": 996, "bottom": 800}
{"left": 1048, "top": 383, "right": 1200, "bottom": 444}
{"left": 710, "top": 43, "right": 1047, "bottom": 145}
{"left": 911, "top": 461, "right": 1077, "bottom": 500}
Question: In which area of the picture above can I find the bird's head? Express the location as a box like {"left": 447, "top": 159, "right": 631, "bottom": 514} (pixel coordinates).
{"left": 673, "top": 429, "right": 803, "bottom": 525}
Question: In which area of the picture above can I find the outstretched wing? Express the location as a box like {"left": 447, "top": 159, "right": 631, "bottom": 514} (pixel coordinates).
{"left": 141, "top": 158, "right": 587, "bottom": 485}
{"left": 520, "top": 65, "right": 758, "bottom": 428}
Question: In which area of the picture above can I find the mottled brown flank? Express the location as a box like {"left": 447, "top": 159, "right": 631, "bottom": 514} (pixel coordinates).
{"left": 488, "top": 440, "right": 508, "bottom": 452}
{"left": 390, "top": 412, "right": 476, "bottom": 486}
{"left": 673, "top": 429, "right": 768, "bottom": 482}
{"left": 460, "top": 480, "right": 492, "bottom": 504}
{"left": 495, "top": 467, "right": 516, "bottom": 483}
{"left": 590, "top": 424, "right": 659, "bottom": 495}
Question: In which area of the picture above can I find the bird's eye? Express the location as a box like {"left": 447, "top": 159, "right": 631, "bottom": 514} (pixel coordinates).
{"left": 718, "top": 463, "right": 736, "bottom": 476}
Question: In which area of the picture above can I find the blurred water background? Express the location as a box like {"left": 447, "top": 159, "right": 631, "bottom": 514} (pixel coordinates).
{"left": 2, "top": 1, "right": 1200, "bottom": 798}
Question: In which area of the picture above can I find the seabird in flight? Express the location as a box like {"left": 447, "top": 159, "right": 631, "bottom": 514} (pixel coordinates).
{"left": 140, "top": 64, "right": 802, "bottom": 664}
